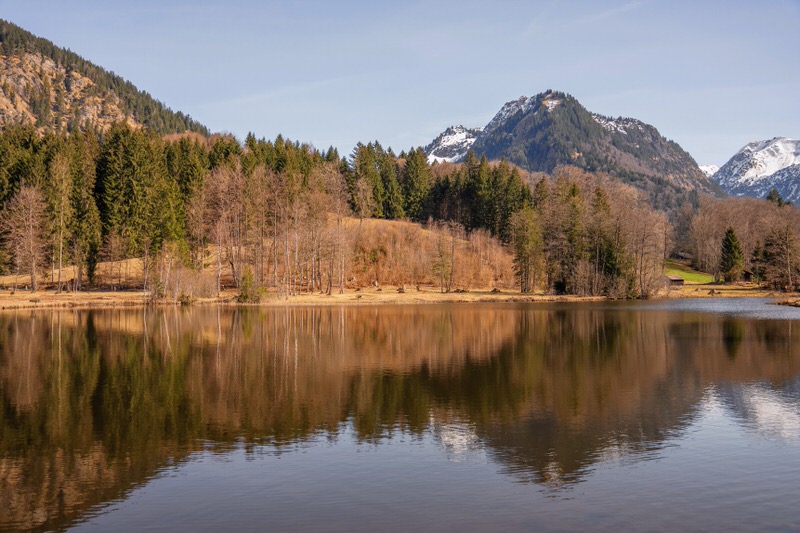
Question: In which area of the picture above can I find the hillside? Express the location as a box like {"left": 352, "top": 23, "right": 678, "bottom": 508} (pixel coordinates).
{"left": 427, "top": 90, "right": 722, "bottom": 212}
{"left": 0, "top": 19, "right": 208, "bottom": 135}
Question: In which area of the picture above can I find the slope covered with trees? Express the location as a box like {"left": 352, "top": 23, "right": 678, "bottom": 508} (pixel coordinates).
{"left": 0, "top": 19, "right": 208, "bottom": 136}
{"left": 0, "top": 121, "right": 679, "bottom": 300}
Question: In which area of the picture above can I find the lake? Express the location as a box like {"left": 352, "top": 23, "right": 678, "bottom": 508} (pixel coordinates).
{"left": 2, "top": 299, "right": 800, "bottom": 532}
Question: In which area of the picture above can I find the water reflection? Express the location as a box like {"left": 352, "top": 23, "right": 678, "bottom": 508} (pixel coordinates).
{"left": 717, "top": 378, "right": 800, "bottom": 440}
{"left": 1, "top": 303, "right": 800, "bottom": 530}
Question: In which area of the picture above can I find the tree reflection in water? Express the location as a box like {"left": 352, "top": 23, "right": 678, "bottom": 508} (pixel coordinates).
{"left": 1, "top": 303, "right": 799, "bottom": 530}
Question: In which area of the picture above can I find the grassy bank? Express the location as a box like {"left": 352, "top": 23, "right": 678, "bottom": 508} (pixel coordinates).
{"left": 0, "top": 282, "right": 784, "bottom": 311}
{"left": 0, "top": 254, "right": 783, "bottom": 311}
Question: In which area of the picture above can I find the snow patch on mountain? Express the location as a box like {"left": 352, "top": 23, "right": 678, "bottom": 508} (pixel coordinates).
{"left": 591, "top": 114, "right": 646, "bottom": 136}
{"left": 543, "top": 96, "right": 562, "bottom": 111}
{"left": 699, "top": 165, "right": 719, "bottom": 178}
{"left": 424, "top": 125, "right": 483, "bottom": 164}
{"left": 483, "top": 95, "right": 537, "bottom": 133}
{"left": 713, "top": 138, "right": 800, "bottom": 202}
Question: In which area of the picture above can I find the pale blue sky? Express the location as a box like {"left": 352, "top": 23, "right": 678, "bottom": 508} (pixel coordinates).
{"left": 3, "top": 0, "right": 799, "bottom": 165}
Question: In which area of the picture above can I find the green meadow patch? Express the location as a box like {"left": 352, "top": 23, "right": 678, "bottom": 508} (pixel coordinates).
{"left": 664, "top": 260, "right": 714, "bottom": 284}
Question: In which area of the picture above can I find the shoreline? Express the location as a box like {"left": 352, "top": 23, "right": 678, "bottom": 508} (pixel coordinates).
{"left": 0, "top": 283, "right": 787, "bottom": 311}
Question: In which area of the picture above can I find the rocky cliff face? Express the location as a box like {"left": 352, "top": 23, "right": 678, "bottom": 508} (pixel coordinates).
{"left": 0, "top": 19, "right": 208, "bottom": 135}
{"left": 0, "top": 51, "right": 137, "bottom": 133}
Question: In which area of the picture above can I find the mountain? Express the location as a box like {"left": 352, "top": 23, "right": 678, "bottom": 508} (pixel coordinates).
{"left": 711, "top": 137, "right": 800, "bottom": 203}
{"left": 699, "top": 165, "right": 719, "bottom": 178}
{"left": 0, "top": 19, "right": 208, "bottom": 135}
{"left": 426, "top": 90, "right": 721, "bottom": 211}
{"left": 424, "top": 125, "right": 482, "bottom": 164}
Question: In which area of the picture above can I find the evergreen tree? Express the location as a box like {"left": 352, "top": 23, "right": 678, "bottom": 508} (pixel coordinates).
{"left": 587, "top": 186, "right": 614, "bottom": 294}
{"left": 208, "top": 135, "right": 242, "bottom": 170}
{"left": 96, "top": 123, "right": 131, "bottom": 236}
{"left": 765, "top": 188, "right": 787, "bottom": 207}
{"left": 494, "top": 164, "right": 532, "bottom": 241}
{"left": 379, "top": 153, "right": 405, "bottom": 219}
{"left": 351, "top": 143, "right": 384, "bottom": 218}
{"left": 473, "top": 156, "right": 493, "bottom": 230}
{"left": 509, "top": 206, "right": 543, "bottom": 293}
{"left": 46, "top": 148, "right": 73, "bottom": 292}
{"left": 719, "top": 226, "right": 744, "bottom": 282}
{"left": 402, "top": 147, "right": 431, "bottom": 222}
{"left": 532, "top": 175, "right": 549, "bottom": 212}
{"left": 68, "top": 131, "right": 102, "bottom": 287}
{"left": 166, "top": 136, "right": 209, "bottom": 201}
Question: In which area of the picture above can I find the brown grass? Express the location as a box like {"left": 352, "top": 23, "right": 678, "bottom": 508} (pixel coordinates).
{"left": 664, "top": 282, "right": 782, "bottom": 299}
{"left": 0, "top": 281, "right": 786, "bottom": 312}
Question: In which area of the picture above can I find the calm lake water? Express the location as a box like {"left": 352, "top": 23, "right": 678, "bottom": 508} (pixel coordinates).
{"left": 2, "top": 299, "right": 800, "bottom": 532}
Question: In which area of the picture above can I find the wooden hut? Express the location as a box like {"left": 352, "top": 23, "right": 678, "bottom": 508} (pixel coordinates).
{"left": 664, "top": 274, "right": 685, "bottom": 287}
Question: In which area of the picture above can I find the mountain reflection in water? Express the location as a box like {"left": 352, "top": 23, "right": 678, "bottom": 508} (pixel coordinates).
{"left": 1, "top": 301, "right": 800, "bottom": 531}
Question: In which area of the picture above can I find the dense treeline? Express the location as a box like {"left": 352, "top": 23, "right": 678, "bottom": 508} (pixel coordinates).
{"left": 1, "top": 122, "right": 798, "bottom": 300}
{"left": 0, "top": 19, "right": 209, "bottom": 136}
{"left": 510, "top": 167, "right": 668, "bottom": 297}
{"left": 688, "top": 191, "right": 800, "bottom": 289}
{"left": 349, "top": 143, "right": 531, "bottom": 237}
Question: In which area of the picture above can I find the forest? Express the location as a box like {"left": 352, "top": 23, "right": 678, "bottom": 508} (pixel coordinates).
{"left": 0, "top": 122, "right": 797, "bottom": 301}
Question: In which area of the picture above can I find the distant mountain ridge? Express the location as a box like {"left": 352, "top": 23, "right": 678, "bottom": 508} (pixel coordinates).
{"left": 425, "top": 90, "right": 721, "bottom": 211}
{"left": 710, "top": 137, "right": 800, "bottom": 203}
{"left": 0, "top": 19, "right": 208, "bottom": 135}
{"left": 424, "top": 125, "right": 482, "bottom": 164}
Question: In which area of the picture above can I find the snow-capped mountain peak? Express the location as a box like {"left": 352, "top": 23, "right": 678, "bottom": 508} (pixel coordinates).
{"left": 421, "top": 90, "right": 719, "bottom": 207}
{"left": 735, "top": 138, "right": 800, "bottom": 184}
{"left": 428, "top": 91, "right": 565, "bottom": 164}
{"left": 699, "top": 165, "right": 719, "bottom": 178}
{"left": 713, "top": 137, "right": 800, "bottom": 202}
{"left": 424, "top": 125, "right": 483, "bottom": 164}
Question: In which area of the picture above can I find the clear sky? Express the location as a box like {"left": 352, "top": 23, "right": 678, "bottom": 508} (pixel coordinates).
{"left": 3, "top": 0, "right": 799, "bottom": 165}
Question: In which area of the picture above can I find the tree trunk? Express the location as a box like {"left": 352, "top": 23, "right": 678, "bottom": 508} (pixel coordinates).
{"left": 57, "top": 223, "right": 64, "bottom": 293}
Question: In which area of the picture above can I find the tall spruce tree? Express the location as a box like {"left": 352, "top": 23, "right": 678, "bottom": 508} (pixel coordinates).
{"left": 351, "top": 143, "right": 384, "bottom": 218}
{"left": 509, "top": 206, "right": 543, "bottom": 293}
{"left": 46, "top": 149, "right": 72, "bottom": 292}
{"left": 68, "top": 131, "right": 101, "bottom": 288}
{"left": 402, "top": 147, "right": 430, "bottom": 222}
{"left": 379, "top": 153, "right": 405, "bottom": 219}
{"left": 719, "top": 226, "right": 744, "bottom": 282}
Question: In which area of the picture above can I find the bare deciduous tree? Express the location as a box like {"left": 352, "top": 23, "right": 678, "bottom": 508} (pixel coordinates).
{"left": 2, "top": 185, "right": 48, "bottom": 291}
